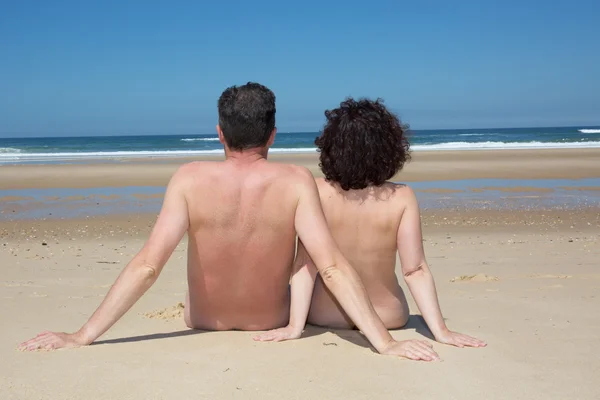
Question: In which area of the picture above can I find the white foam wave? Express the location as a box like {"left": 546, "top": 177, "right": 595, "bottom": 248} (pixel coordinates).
{"left": 412, "top": 141, "right": 600, "bottom": 151}
{"left": 579, "top": 129, "right": 600, "bottom": 134}
{"left": 0, "top": 150, "right": 223, "bottom": 160}
{"left": 0, "top": 147, "right": 22, "bottom": 153}
{"left": 181, "top": 137, "right": 220, "bottom": 142}
{"left": 2, "top": 141, "right": 600, "bottom": 163}
{"left": 458, "top": 133, "right": 485, "bottom": 136}
{"left": 0, "top": 147, "right": 317, "bottom": 161}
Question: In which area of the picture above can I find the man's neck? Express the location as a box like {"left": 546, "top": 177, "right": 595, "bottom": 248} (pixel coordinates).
{"left": 224, "top": 146, "right": 269, "bottom": 164}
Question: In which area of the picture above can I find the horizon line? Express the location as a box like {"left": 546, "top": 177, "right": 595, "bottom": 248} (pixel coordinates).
{"left": 1, "top": 124, "right": 599, "bottom": 140}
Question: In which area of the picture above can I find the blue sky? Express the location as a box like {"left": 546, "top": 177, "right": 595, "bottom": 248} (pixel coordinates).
{"left": 1, "top": 0, "right": 599, "bottom": 137}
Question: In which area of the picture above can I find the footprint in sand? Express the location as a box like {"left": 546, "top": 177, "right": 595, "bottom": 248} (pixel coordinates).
{"left": 450, "top": 273, "right": 499, "bottom": 283}
{"left": 143, "top": 302, "right": 185, "bottom": 321}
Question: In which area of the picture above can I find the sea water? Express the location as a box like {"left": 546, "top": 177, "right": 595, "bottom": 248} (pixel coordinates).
{"left": 1, "top": 126, "right": 600, "bottom": 165}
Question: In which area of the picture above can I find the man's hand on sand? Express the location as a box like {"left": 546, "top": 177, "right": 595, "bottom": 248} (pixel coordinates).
{"left": 434, "top": 329, "right": 487, "bottom": 348}
{"left": 381, "top": 339, "right": 441, "bottom": 361}
{"left": 252, "top": 325, "right": 302, "bottom": 342}
{"left": 19, "top": 331, "right": 87, "bottom": 351}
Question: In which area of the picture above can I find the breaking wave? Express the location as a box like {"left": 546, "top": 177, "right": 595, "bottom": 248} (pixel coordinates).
{"left": 180, "top": 137, "right": 220, "bottom": 142}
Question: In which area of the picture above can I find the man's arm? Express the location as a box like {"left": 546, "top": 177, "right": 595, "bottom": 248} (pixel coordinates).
{"left": 397, "top": 186, "right": 486, "bottom": 348}
{"left": 253, "top": 240, "right": 317, "bottom": 342}
{"left": 292, "top": 170, "right": 439, "bottom": 360}
{"left": 19, "top": 168, "right": 191, "bottom": 351}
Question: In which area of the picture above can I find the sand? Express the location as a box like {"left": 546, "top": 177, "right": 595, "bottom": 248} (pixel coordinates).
{"left": 2, "top": 149, "right": 600, "bottom": 399}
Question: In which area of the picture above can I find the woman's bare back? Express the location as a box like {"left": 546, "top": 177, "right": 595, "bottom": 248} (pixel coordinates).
{"left": 307, "top": 178, "right": 410, "bottom": 329}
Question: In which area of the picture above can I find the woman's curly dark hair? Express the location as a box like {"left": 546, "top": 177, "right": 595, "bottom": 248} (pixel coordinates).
{"left": 315, "top": 97, "right": 411, "bottom": 191}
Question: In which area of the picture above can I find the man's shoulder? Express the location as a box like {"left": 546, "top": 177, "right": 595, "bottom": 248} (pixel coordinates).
{"left": 174, "top": 161, "right": 219, "bottom": 175}
{"left": 265, "top": 163, "right": 319, "bottom": 200}
{"left": 314, "top": 177, "right": 327, "bottom": 186}
{"left": 314, "top": 177, "right": 334, "bottom": 194}
{"left": 169, "top": 161, "right": 219, "bottom": 186}
{"left": 267, "top": 162, "right": 314, "bottom": 182}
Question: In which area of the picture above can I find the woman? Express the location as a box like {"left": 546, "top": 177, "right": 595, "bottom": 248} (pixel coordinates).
{"left": 254, "top": 98, "right": 486, "bottom": 360}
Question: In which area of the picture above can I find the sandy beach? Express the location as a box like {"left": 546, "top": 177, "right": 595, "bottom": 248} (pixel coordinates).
{"left": 2, "top": 149, "right": 600, "bottom": 399}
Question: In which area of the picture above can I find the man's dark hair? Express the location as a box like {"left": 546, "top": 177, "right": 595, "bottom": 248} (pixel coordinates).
{"left": 315, "top": 97, "right": 411, "bottom": 191}
{"left": 217, "top": 82, "right": 276, "bottom": 151}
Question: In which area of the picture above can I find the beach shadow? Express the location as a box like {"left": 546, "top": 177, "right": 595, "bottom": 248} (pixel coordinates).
{"left": 332, "top": 329, "right": 376, "bottom": 352}
{"left": 93, "top": 329, "right": 205, "bottom": 345}
{"left": 91, "top": 315, "right": 437, "bottom": 348}
{"left": 298, "top": 325, "right": 328, "bottom": 339}
{"left": 400, "top": 314, "right": 436, "bottom": 340}
{"left": 93, "top": 325, "right": 330, "bottom": 346}
{"left": 316, "top": 314, "right": 437, "bottom": 353}
{"left": 300, "top": 325, "right": 379, "bottom": 353}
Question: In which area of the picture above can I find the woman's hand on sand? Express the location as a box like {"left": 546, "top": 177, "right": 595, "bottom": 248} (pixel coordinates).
{"left": 434, "top": 330, "right": 487, "bottom": 348}
{"left": 18, "top": 331, "right": 88, "bottom": 351}
{"left": 381, "top": 339, "right": 440, "bottom": 361}
{"left": 252, "top": 325, "right": 302, "bottom": 342}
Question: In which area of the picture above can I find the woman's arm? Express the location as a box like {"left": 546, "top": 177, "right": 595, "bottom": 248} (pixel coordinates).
{"left": 397, "top": 186, "right": 486, "bottom": 348}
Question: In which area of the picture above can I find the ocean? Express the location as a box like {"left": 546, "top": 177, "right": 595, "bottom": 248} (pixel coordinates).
{"left": 1, "top": 126, "right": 600, "bottom": 165}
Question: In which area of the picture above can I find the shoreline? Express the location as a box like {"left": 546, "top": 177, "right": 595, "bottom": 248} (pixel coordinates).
{"left": 1, "top": 148, "right": 600, "bottom": 190}
{"left": 5, "top": 142, "right": 600, "bottom": 165}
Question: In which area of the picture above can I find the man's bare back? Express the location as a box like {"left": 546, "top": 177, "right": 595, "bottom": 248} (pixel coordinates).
{"left": 182, "top": 158, "right": 304, "bottom": 330}
{"left": 307, "top": 178, "right": 410, "bottom": 329}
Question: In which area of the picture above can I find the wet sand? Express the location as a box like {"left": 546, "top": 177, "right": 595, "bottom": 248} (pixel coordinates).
{"left": 1, "top": 148, "right": 600, "bottom": 399}
{"left": 3, "top": 176, "right": 599, "bottom": 220}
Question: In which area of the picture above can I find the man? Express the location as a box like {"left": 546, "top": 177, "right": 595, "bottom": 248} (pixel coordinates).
{"left": 20, "top": 83, "right": 438, "bottom": 361}
{"left": 254, "top": 98, "right": 486, "bottom": 355}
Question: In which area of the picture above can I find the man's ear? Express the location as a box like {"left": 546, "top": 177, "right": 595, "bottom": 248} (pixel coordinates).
{"left": 216, "top": 125, "right": 226, "bottom": 145}
{"left": 267, "top": 128, "right": 277, "bottom": 147}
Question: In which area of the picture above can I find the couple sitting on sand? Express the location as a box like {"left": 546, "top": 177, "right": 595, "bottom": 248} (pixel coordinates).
{"left": 21, "top": 82, "right": 486, "bottom": 360}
